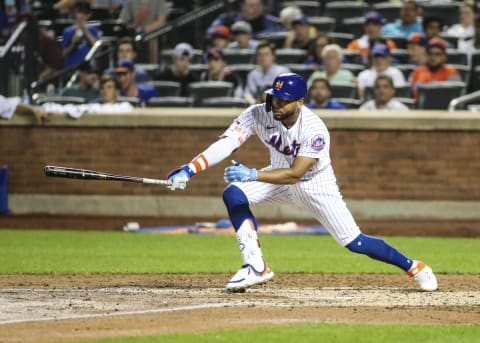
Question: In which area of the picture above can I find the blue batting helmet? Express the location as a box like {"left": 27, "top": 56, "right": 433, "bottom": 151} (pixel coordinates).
{"left": 265, "top": 73, "right": 307, "bottom": 101}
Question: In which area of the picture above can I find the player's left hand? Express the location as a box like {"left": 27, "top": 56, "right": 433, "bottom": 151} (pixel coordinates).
{"left": 224, "top": 160, "right": 257, "bottom": 183}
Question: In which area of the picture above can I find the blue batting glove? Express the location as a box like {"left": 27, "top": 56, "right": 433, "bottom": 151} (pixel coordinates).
{"left": 224, "top": 160, "right": 257, "bottom": 183}
{"left": 166, "top": 165, "right": 195, "bottom": 190}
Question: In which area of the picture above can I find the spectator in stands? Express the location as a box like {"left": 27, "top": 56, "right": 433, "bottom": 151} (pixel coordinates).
{"left": 278, "top": 5, "right": 302, "bottom": 31}
{"left": 62, "top": 61, "right": 100, "bottom": 102}
{"left": 357, "top": 43, "right": 406, "bottom": 99}
{"left": 381, "top": 0, "right": 423, "bottom": 38}
{"left": 97, "top": 74, "right": 120, "bottom": 103}
{"left": 209, "top": 25, "right": 232, "bottom": 50}
{"left": 244, "top": 41, "right": 289, "bottom": 105}
{"left": 0, "top": 0, "right": 21, "bottom": 44}
{"left": 119, "top": 0, "right": 168, "bottom": 63}
{"left": 278, "top": 5, "right": 302, "bottom": 49}
{"left": 227, "top": 20, "right": 259, "bottom": 50}
{"left": 307, "top": 44, "right": 355, "bottom": 87}
{"left": 201, "top": 48, "right": 244, "bottom": 98}
{"left": 109, "top": 36, "right": 148, "bottom": 83}
{"left": 423, "top": 17, "right": 445, "bottom": 41}
{"left": 284, "top": 15, "right": 315, "bottom": 50}
{"left": 61, "top": 1, "right": 100, "bottom": 68}
{"left": 307, "top": 77, "right": 346, "bottom": 110}
{"left": 304, "top": 32, "right": 329, "bottom": 70}
{"left": 115, "top": 59, "right": 159, "bottom": 106}
{"left": 155, "top": 42, "right": 198, "bottom": 97}
{"left": 360, "top": 75, "right": 409, "bottom": 111}
{"left": 407, "top": 32, "right": 427, "bottom": 66}
{"left": 0, "top": 94, "right": 49, "bottom": 123}
{"left": 446, "top": 1, "right": 475, "bottom": 41}
{"left": 207, "top": 0, "right": 281, "bottom": 38}
{"left": 410, "top": 37, "right": 461, "bottom": 99}
{"left": 457, "top": 15, "right": 480, "bottom": 65}
{"left": 347, "top": 11, "right": 397, "bottom": 66}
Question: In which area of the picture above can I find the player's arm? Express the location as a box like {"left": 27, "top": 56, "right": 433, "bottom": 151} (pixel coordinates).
{"left": 166, "top": 135, "right": 242, "bottom": 191}
{"left": 224, "top": 156, "right": 316, "bottom": 185}
{"left": 257, "top": 156, "right": 316, "bottom": 184}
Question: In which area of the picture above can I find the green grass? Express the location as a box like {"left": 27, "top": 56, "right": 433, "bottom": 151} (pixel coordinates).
{"left": 0, "top": 229, "right": 478, "bottom": 274}
{"left": 85, "top": 323, "right": 480, "bottom": 343}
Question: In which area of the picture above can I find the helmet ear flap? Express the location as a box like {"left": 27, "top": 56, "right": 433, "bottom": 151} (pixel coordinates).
{"left": 265, "top": 93, "right": 272, "bottom": 112}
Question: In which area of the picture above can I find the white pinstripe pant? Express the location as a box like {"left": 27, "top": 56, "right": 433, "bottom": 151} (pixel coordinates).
{"left": 230, "top": 166, "right": 361, "bottom": 246}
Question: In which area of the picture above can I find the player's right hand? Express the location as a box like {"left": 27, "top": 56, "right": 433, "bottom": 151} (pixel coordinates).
{"left": 166, "top": 165, "right": 195, "bottom": 191}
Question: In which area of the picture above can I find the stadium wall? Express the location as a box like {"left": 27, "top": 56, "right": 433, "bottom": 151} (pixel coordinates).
{"left": 1, "top": 108, "right": 480, "bottom": 233}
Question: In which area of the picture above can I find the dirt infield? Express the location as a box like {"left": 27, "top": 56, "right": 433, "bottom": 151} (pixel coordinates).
{"left": 0, "top": 274, "right": 479, "bottom": 343}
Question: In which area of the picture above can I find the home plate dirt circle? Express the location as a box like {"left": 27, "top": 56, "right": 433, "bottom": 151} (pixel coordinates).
{"left": 0, "top": 274, "right": 479, "bottom": 343}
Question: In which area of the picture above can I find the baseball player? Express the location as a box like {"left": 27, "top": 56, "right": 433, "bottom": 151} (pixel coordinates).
{"left": 167, "top": 73, "right": 438, "bottom": 293}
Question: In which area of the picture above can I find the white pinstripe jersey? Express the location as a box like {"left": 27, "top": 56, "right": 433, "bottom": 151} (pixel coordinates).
{"left": 222, "top": 104, "right": 332, "bottom": 180}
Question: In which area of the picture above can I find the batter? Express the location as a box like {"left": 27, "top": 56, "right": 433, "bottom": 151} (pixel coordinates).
{"left": 167, "top": 73, "right": 438, "bottom": 293}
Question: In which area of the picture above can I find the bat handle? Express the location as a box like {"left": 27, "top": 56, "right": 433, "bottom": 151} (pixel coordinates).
{"left": 142, "top": 178, "right": 171, "bottom": 185}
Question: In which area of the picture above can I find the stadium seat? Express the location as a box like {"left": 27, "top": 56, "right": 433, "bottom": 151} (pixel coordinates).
{"left": 117, "top": 96, "right": 141, "bottom": 106}
{"left": 394, "top": 97, "right": 416, "bottom": 109}
{"left": 342, "top": 51, "right": 363, "bottom": 65}
{"left": 223, "top": 49, "right": 255, "bottom": 65}
{"left": 341, "top": 63, "right": 365, "bottom": 76}
{"left": 421, "top": 3, "right": 460, "bottom": 28}
{"left": 188, "top": 64, "right": 209, "bottom": 80}
{"left": 136, "top": 63, "right": 161, "bottom": 80}
{"left": 372, "top": 3, "right": 401, "bottom": 23}
{"left": 390, "top": 49, "right": 409, "bottom": 64}
{"left": 308, "top": 17, "right": 336, "bottom": 33}
{"left": 469, "top": 65, "right": 480, "bottom": 93}
{"left": 146, "top": 81, "right": 181, "bottom": 97}
{"left": 446, "top": 50, "right": 468, "bottom": 66}
{"left": 381, "top": 35, "right": 407, "bottom": 49}
{"left": 441, "top": 34, "right": 459, "bottom": 49}
{"left": 324, "top": 2, "right": 368, "bottom": 21}
{"left": 340, "top": 17, "right": 365, "bottom": 38}
{"left": 99, "top": 19, "right": 128, "bottom": 37}
{"left": 188, "top": 81, "right": 234, "bottom": 105}
{"left": 330, "top": 82, "right": 357, "bottom": 99}
{"left": 327, "top": 33, "right": 355, "bottom": 48}
{"left": 147, "top": 96, "right": 194, "bottom": 107}
{"left": 34, "top": 96, "right": 86, "bottom": 105}
{"left": 450, "top": 64, "right": 470, "bottom": 83}
{"left": 256, "top": 31, "right": 288, "bottom": 48}
{"left": 275, "top": 49, "right": 308, "bottom": 64}
{"left": 364, "top": 85, "right": 412, "bottom": 100}
{"left": 333, "top": 98, "right": 362, "bottom": 109}
{"left": 284, "top": 64, "right": 315, "bottom": 81}
{"left": 199, "top": 97, "right": 249, "bottom": 108}
{"left": 417, "top": 81, "right": 466, "bottom": 110}
{"left": 396, "top": 64, "right": 415, "bottom": 80}
{"left": 228, "top": 64, "right": 256, "bottom": 86}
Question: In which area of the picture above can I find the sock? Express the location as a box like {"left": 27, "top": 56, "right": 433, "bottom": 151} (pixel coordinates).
{"left": 222, "top": 185, "right": 258, "bottom": 231}
{"left": 346, "top": 233, "right": 414, "bottom": 272}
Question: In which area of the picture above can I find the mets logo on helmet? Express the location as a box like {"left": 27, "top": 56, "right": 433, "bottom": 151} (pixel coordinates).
{"left": 275, "top": 80, "right": 284, "bottom": 90}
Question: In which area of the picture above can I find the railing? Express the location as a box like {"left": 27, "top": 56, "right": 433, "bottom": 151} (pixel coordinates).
{"left": 448, "top": 90, "right": 480, "bottom": 111}
{"left": 0, "top": 21, "right": 28, "bottom": 96}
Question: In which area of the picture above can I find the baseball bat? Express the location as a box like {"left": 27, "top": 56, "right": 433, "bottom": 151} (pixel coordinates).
{"left": 44, "top": 165, "right": 171, "bottom": 185}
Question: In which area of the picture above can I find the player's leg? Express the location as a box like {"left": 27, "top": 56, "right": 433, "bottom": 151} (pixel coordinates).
{"left": 222, "top": 181, "right": 289, "bottom": 292}
{"left": 291, "top": 181, "right": 438, "bottom": 291}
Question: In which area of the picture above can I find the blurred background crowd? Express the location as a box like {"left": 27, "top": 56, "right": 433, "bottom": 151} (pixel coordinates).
{"left": 1, "top": 0, "right": 480, "bottom": 113}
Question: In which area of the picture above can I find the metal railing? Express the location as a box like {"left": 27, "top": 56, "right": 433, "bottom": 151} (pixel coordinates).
{"left": 0, "top": 21, "right": 28, "bottom": 96}
{"left": 448, "top": 90, "right": 480, "bottom": 111}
